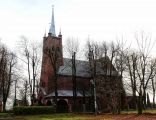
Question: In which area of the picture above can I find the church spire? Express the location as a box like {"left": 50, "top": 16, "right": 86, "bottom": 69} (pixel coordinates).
{"left": 59, "top": 28, "right": 61, "bottom": 35}
{"left": 44, "top": 29, "right": 46, "bottom": 37}
{"left": 49, "top": 5, "right": 56, "bottom": 36}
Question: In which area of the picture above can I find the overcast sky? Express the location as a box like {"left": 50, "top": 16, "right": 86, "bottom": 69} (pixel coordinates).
{"left": 1, "top": 0, "right": 156, "bottom": 55}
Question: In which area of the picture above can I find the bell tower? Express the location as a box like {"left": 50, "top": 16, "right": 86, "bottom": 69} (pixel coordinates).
{"left": 39, "top": 6, "right": 63, "bottom": 96}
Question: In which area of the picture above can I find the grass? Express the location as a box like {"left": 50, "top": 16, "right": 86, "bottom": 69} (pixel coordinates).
{"left": 121, "top": 109, "right": 156, "bottom": 114}
{"left": 0, "top": 112, "right": 13, "bottom": 118}
{"left": 143, "top": 109, "right": 156, "bottom": 113}
{"left": 0, "top": 113, "right": 113, "bottom": 120}
{"left": 1, "top": 110, "right": 156, "bottom": 120}
{"left": 22, "top": 114, "right": 98, "bottom": 120}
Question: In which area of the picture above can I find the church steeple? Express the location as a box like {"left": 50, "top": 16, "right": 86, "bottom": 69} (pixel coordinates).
{"left": 49, "top": 5, "right": 56, "bottom": 36}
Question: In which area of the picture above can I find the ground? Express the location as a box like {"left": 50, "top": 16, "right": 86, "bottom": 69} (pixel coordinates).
{"left": 1, "top": 113, "right": 156, "bottom": 120}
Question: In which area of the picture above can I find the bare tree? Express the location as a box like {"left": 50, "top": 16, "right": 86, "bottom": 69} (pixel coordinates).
{"left": 135, "top": 32, "right": 156, "bottom": 114}
{"left": 18, "top": 36, "right": 32, "bottom": 104}
{"left": 124, "top": 32, "right": 156, "bottom": 114}
{"left": 13, "top": 73, "right": 22, "bottom": 107}
{"left": 114, "top": 40, "right": 128, "bottom": 114}
{"left": 151, "top": 69, "right": 156, "bottom": 108}
{"left": 0, "top": 44, "right": 17, "bottom": 111}
{"left": 85, "top": 40, "right": 125, "bottom": 114}
{"left": 65, "top": 37, "right": 80, "bottom": 112}
{"left": 18, "top": 36, "right": 41, "bottom": 105}
{"left": 65, "top": 37, "right": 79, "bottom": 58}
{"left": 18, "top": 80, "right": 29, "bottom": 106}
{"left": 146, "top": 59, "right": 156, "bottom": 108}
{"left": 125, "top": 52, "right": 138, "bottom": 109}
{"left": 30, "top": 42, "right": 41, "bottom": 105}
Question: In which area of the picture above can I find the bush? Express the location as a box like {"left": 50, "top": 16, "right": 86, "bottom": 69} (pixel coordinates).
{"left": 13, "top": 106, "right": 56, "bottom": 115}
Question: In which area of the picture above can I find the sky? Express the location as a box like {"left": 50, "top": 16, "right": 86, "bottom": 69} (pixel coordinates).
{"left": 1, "top": 0, "right": 156, "bottom": 56}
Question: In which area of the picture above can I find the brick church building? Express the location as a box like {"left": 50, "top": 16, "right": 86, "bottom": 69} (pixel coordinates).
{"left": 38, "top": 6, "right": 125, "bottom": 112}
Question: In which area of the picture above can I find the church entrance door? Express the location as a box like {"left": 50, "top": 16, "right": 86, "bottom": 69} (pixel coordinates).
{"left": 57, "top": 99, "right": 68, "bottom": 113}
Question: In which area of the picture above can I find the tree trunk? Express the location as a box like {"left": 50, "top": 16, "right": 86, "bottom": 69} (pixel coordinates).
{"left": 143, "top": 89, "right": 146, "bottom": 109}
{"left": 32, "top": 58, "right": 35, "bottom": 105}
{"left": 54, "top": 69, "right": 58, "bottom": 105}
{"left": 27, "top": 54, "right": 32, "bottom": 105}
{"left": 72, "top": 52, "right": 77, "bottom": 112}
{"left": 153, "top": 90, "right": 155, "bottom": 108}
{"left": 138, "top": 89, "right": 143, "bottom": 114}
{"left": 152, "top": 79, "right": 155, "bottom": 108}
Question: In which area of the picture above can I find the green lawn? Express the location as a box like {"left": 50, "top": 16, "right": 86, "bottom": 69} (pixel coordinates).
{"left": 0, "top": 113, "right": 113, "bottom": 120}
{"left": 22, "top": 114, "right": 98, "bottom": 120}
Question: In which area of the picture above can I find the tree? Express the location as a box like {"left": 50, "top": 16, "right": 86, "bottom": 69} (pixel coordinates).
{"left": 146, "top": 92, "right": 151, "bottom": 108}
{"left": 72, "top": 52, "right": 77, "bottom": 112}
{"left": 86, "top": 40, "right": 98, "bottom": 113}
{"left": 18, "top": 36, "right": 41, "bottom": 105}
{"left": 13, "top": 74, "right": 21, "bottom": 107}
{"left": 19, "top": 80, "right": 29, "bottom": 106}
{"left": 125, "top": 52, "right": 138, "bottom": 109}
{"left": 65, "top": 37, "right": 80, "bottom": 112}
{"left": 151, "top": 68, "right": 156, "bottom": 108}
{"left": 114, "top": 40, "right": 127, "bottom": 114}
{"left": 124, "top": 32, "right": 156, "bottom": 114}
{"left": 135, "top": 32, "right": 156, "bottom": 114}
{"left": 65, "top": 37, "right": 79, "bottom": 58}
{"left": 85, "top": 40, "right": 125, "bottom": 114}
{"left": 30, "top": 42, "right": 41, "bottom": 105}
{"left": 18, "top": 36, "right": 32, "bottom": 104}
{"left": 0, "top": 43, "right": 17, "bottom": 111}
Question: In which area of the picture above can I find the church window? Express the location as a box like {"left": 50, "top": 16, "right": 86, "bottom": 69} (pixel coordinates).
{"left": 57, "top": 47, "right": 60, "bottom": 52}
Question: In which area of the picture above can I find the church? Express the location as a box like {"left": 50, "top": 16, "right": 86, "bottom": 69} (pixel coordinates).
{"left": 38, "top": 6, "right": 125, "bottom": 113}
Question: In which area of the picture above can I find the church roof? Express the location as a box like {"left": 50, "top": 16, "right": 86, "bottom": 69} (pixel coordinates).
{"left": 58, "top": 58, "right": 118, "bottom": 77}
{"left": 58, "top": 58, "right": 91, "bottom": 77}
{"left": 45, "top": 90, "right": 91, "bottom": 98}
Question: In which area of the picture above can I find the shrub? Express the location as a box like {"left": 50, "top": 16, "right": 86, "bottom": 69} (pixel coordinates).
{"left": 13, "top": 106, "right": 56, "bottom": 115}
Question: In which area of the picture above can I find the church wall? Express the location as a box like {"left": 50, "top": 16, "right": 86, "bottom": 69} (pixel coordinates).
{"left": 57, "top": 75, "right": 91, "bottom": 91}
{"left": 40, "top": 33, "right": 63, "bottom": 94}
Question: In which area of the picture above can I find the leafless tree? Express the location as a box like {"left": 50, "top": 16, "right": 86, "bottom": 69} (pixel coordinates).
{"left": 18, "top": 36, "right": 41, "bottom": 105}
{"left": 64, "top": 37, "right": 80, "bottom": 112}
{"left": 18, "top": 36, "right": 32, "bottom": 103}
{"left": 30, "top": 42, "right": 41, "bottom": 104}
{"left": 0, "top": 43, "right": 17, "bottom": 111}
{"left": 18, "top": 80, "right": 29, "bottom": 106}
{"left": 125, "top": 51, "right": 138, "bottom": 109}
{"left": 124, "top": 32, "right": 156, "bottom": 114}
{"left": 86, "top": 38, "right": 129, "bottom": 114}
{"left": 135, "top": 32, "right": 156, "bottom": 114}
{"left": 65, "top": 37, "right": 79, "bottom": 58}
{"left": 148, "top": 59, "right": 156, "bottom": 108}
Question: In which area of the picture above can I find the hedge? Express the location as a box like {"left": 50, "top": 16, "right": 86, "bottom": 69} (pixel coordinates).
{"left": 13, "top": 106, "right": 56, "bottom": 115}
